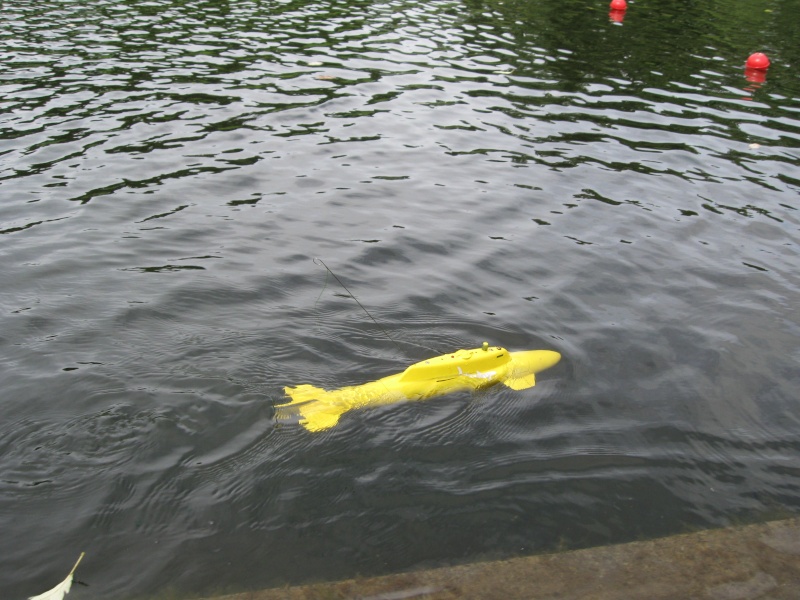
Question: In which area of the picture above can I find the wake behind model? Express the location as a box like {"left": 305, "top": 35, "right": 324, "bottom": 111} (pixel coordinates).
{"left": 278, "top": 342, "right": 561, "bottom": 431}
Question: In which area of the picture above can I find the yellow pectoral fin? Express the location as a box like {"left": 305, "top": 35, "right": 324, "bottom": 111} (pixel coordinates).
{"left": 503, "top": 373, "right": 536, "bottom": 391}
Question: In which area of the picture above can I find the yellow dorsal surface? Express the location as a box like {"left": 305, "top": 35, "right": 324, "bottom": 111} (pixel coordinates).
{"left": 400, "top": 346, "right": 511, "bottom": 382}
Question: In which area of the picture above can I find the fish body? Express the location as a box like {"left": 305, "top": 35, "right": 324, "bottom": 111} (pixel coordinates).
{"left": 279, "top": 344, "right": 561, "bottom": 431}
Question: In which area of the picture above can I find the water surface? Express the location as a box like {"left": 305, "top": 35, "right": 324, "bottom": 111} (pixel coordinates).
{"left": 1, "top": 0, "right": 799, "bottom": 597}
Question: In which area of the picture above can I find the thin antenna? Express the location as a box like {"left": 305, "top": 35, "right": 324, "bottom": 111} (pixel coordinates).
{"left": 313, "top": 258, "right": 403, "bottom": 352}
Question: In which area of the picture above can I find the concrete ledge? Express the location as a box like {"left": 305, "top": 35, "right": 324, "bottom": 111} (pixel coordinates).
{"left": 207, "top": 517, "right": 800, "bottom": 600}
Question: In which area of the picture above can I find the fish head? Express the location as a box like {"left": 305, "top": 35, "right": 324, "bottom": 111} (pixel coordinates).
{"left": 503, "top": 350, "right": 561, "bottom": 390}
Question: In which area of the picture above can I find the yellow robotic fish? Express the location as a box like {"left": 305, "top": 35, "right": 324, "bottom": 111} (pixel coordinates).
{"left": 278, "top": 342, "right": 561, "bottom": 432}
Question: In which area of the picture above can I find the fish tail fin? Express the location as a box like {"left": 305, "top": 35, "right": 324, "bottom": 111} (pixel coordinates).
{"left": 283, "top": 384, "right": 326, "bottom": 404}
{"left": 279, "top": 384, "right": 345, "bottom": 432}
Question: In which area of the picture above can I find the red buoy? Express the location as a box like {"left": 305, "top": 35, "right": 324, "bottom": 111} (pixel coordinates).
{"left": 609, "top": 8, "right": 625, "bottom": 22}
{"left": 609, "top": 0, "right": 627, "bottom": 9}
{"left": 746, "top": 52, "right": 770, "bottom": 70}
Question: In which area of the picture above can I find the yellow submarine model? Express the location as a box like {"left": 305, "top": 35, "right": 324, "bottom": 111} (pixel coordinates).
{"left": 278, "top": 342, "right": 561, "bottom": 431}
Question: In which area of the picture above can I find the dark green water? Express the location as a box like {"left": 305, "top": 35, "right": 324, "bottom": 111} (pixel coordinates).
{"left": 1, "top": 0, "right": 799, "bottom": 597}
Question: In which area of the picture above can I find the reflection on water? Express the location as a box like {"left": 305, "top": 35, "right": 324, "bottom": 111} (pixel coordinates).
{"left": 1, "top": 0, "right": 799, "bottom": 597}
